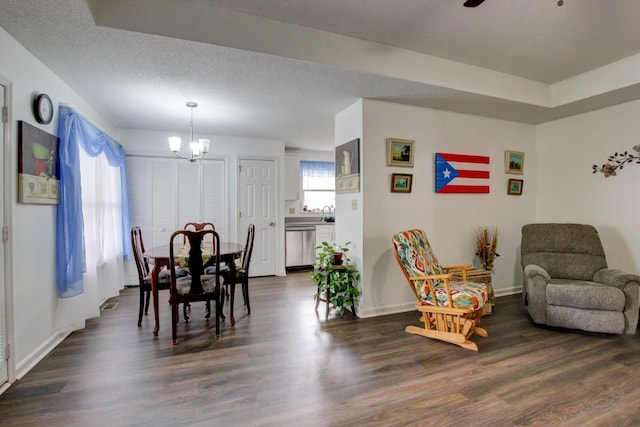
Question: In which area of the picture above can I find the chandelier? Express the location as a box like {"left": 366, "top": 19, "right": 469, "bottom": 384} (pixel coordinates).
{"left": 168, "top": 102, "right": 210, "bottom": 162}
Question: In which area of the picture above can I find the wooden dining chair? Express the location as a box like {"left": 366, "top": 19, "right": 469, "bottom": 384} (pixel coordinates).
{"left": 182, "top": 222, "right": 216, "bottom": 313}
{"left": 131, "top": 226, "right": 172, "bottom": 327}
{"left": 183, "top": 222, "right": 215, "bottom": 241}
{"left": 169, "top": 228, "right": 222, "bottom": 344}
{"left": 221, "top": 224, "right": 256, "bottom": 316}
{"left": 184, "top": 222, "right": 215, "bottom": 231}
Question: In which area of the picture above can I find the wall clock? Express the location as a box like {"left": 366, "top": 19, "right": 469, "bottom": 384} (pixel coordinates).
{"left": 32, "top": 93, "right": 53, "bottom": 125}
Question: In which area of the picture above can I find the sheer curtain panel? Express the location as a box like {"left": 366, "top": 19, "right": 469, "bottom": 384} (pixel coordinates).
{"left": 55, "top": 106, "right": 131, "bottom": 330}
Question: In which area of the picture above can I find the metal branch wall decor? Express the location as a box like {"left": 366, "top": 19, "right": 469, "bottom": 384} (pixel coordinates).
{"left": 592, "top": 145, "right": 640, "bottom": 177}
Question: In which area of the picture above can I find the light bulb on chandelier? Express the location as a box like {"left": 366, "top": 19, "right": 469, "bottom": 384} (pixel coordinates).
{"left": 169, "top": 101, "right": 210, "bottom": 162}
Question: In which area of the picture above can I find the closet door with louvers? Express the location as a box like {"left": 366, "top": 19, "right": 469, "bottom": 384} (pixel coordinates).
{"left": 126, "top": 156, "right": 227, "bottom": 250}
{"left": 176, "top": 160, "right": 226, "bottom": 234}
{"left": 125, "top": 156, "right": 152, "bottom": 286}
{"left": 177, "top": 161, "right": 201, "bottom": 228}
{"left": 201, "top": 160, "right": 227, "bottom": 236}
{"left": 150, "top": 158, "right": 177, "bottom": 248}
{"left": 126, "top": 157, "right": 151, "bottom": 247}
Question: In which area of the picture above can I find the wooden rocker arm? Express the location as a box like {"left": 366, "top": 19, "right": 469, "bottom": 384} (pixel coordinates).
{"left": 408, "top": 274, "right": 454, "bottom": 307}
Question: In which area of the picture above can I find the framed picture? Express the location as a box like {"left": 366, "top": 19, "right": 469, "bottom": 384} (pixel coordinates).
{"left": 508, "top": 179, "right": 523, "bottom": 195}
{"left": 335, "top": 138, "right": 360, "bottom": 193}
{"left": 391, "top": 173, "right": 413, "bottom": 193}
{"left": 17, "top": 121, "right": 60, "bottom": 204}
{"left": 386, "top": 138, "right": 415, "bottom": 167}
{"left": 505, "top": 150, "right": 524, "bottom": 174}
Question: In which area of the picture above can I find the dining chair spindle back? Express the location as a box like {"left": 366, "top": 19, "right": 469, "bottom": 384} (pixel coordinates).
{"left": 169, "top": 228, "right": 222, "bottom": 344}
{"left": 183, "top": 222, "right": 215, "bottom": 242}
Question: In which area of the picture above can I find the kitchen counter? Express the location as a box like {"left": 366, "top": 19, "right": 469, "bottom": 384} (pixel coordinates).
{"left": 286, "top": 222, "right": 325, "bottom": 228}
{"left": 285, "top": 216, "right": 333, "bottom": 228}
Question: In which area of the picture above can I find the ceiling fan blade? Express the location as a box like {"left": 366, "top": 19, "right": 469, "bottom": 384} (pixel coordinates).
{"left": 463, "top": 0, "right": 486, "bottom": 7}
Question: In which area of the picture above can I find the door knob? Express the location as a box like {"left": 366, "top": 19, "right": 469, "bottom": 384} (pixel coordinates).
{"left": 269, "top": 222, "right": 275, "bottom": 227}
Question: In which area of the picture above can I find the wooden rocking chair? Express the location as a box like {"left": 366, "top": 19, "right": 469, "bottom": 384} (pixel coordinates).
{"left": 392, "top": 229, "right": 489, "bottom": 351}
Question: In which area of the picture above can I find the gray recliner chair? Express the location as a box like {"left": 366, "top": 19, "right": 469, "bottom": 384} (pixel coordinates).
{"left": 521, "top": 223, "right": 640, "bottom": 335}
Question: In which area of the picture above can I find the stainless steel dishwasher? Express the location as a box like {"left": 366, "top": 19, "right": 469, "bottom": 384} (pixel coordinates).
{"left": 285, "top": 225, "right": 316, "bottom": 268}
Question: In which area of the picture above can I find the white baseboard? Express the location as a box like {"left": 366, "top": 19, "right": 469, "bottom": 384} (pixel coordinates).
{"left": 15, "top": 331, "right": 71, "bottom": 380}
{"left": 358, "top": 301, "right": 416, "bottom": 318}
{"left": 495, "top": 286, "right": 522, "bottom": 297}
{"left": 0, "top": 381, "right": 11, "bottom": 395}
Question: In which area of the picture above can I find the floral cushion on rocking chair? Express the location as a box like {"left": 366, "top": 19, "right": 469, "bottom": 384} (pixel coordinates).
{"left": 393, "top": 229, "right": 488, "bottom": 310}
{"left": 392, "top": 228, "right": 490, "bottom": 351}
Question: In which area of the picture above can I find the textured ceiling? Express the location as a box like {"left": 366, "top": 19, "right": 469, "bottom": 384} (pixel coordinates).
{"left": 2, "top": 0, "right": 640, "bottom": 151}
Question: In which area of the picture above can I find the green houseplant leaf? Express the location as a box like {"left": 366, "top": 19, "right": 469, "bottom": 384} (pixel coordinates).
{"left": 308, "top": 241, "right": 360, "bottom": 316}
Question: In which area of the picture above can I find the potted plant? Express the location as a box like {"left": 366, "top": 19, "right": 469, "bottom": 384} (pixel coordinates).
{"left": 308, "top": 241, "right": 361, "bottom": 316}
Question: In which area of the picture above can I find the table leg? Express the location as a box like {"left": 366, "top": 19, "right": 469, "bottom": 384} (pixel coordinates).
{"left": 214, "top": 276, "right": 221, "bottom": 339}
{"left": 314, "top": 282, "right": 330, "bottom": 319}
{"left": 228, "top": 261, "right": 237, "bottom": 326}
{"left": 151, "top": 264, "right": 161, "bottom": 336}
{"left": 325, "top": 288, "right": 330, "bottom": 320}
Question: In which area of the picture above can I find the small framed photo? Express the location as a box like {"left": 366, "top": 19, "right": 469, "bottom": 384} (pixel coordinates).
{"left": 391, "top": 173, "right": 413, "bottom": 193}
{"left": 505, "top": 150, "right": 524, "bottom": 174}
{"left": 508, "top": 179, "right": 523, "bottom": 195}
{"left": 386, "top": 138, "right": 415, "bottom": 167}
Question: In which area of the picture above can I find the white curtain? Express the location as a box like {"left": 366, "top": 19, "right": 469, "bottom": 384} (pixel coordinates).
{"left": 56, "top": 149, "right": 125, "bottom": 331}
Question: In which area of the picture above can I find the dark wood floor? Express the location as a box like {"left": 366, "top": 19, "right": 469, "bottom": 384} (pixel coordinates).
{"left": 2, "top": 272, "right": 640, "bottom": 426}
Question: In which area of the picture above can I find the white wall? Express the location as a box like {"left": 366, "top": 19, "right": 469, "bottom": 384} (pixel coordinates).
{"left": 536, "top": 99, "right": 640, "bottom": 273}
{"left": 334, "top": 100, "right": 364, "bottom": 312}
{"left": 284, "top": 149, "right": 334, "bottom": 216}
{"left": 349, "top": 99, "right": 537, "bottom": 317}
{"left": 285, "top": 149, "right": 334, "bottom": 162}
{"left": 0, "top": 26, "right": 119, "bottom": 375}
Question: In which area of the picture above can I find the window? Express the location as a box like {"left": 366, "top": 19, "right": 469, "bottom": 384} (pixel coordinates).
{"left": 300, "top": 160, "right": 334, "bottom": 212}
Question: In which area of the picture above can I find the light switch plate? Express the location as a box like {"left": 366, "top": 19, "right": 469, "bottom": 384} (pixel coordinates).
{"left": 352, "top": 199, "right": 357, "bottom": 210}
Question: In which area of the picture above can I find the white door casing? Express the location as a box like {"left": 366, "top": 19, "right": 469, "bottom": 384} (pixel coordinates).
{"left": 239, "top": 159, "right": 276, "bottom": 277}
{"left": 0, "top": 80, "right": 10, "bottom": 386}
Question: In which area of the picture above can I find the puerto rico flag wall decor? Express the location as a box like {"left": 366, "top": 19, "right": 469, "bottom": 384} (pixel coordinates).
{"left": 435, "top": 152, "right": 490, "bottom": 193}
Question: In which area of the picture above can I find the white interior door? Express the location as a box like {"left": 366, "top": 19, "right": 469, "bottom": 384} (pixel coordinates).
{"left": 0, "top": 82, "right": 8, "bottom": 385}
{"left": 239, "top": 159, "right": 276, "bottom": 276}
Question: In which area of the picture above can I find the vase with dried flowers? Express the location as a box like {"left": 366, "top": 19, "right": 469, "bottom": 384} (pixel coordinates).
{"left": 475, "top": 227, "right": 499, "bottom": 271}
{"left": 592, "top": 145, "right": 640, "bottom": 177}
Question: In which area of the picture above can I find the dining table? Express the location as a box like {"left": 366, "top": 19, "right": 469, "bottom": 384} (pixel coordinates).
{"left": 143, "top": 241, "right": 244, "bottom": 336}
